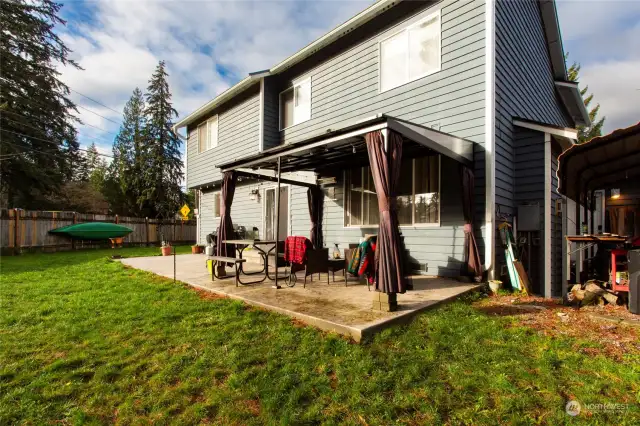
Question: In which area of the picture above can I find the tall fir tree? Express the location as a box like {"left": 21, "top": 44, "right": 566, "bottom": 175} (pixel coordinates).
{"left": 567, "top": 58, "right": 606, "bottom": 143}
{"left": 141, "top": 61, "right": 183, "bottom": 218}
{"left": 109, "top": 88, "right": 147, "bottom": 215}
{"left": 0, "top": 0, "right": 82, "bottom": 209}
{"left": 84, "top": 143, "right": 107, "bottom": 192}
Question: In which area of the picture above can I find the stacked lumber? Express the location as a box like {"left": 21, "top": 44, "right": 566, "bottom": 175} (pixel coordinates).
{"left": 565, "top": 280, "right": 619, "bottom": 307}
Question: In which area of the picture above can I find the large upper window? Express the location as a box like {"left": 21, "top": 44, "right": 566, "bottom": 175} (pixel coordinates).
{"left": 380, "top": 11, "right": 441, "bottom": 92}
{"left": 344, "top": 155, "right": 440, "bottom": 227}
{"left": 198, "top": 115, "right": 218, "bottom": 152}
{"left": 280, "top": 78, "right": 311, "bottom": 129}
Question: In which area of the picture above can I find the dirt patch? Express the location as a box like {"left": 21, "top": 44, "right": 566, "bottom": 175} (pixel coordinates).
{"left": 328, "top": 371, "right": 338, "bottom": 389}
{"left": 243, "top": 399, "right": 261, "bottom": 416}
{"left": 192, "top": 288, "right": 227, "bottom": 301}
{"left": 290, "top": 317, "right": 309, "bottom": 328}
{"left": 474, "top": 294, "right": 640, "bottom": 361}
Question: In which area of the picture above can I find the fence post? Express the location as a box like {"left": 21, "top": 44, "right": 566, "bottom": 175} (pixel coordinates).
{"left": 14, "top": 208, "right": 20, "bottom": 255}
{"left": 32, "top": 211, "right": 37, "bottom": 248}
{"left": 145, "top": 217, "right": 149, "bottom": 246}
{"left": 71, "top": 212, "right": 77, "bottom": 250}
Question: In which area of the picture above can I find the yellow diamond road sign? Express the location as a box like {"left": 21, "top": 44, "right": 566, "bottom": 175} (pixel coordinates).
{"left": 179, "top": 204, "right": 190, "bottom": 219}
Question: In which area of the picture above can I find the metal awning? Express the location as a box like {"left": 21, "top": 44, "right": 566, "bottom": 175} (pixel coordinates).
{"left": 217, "top": 115, "right": 475, "bottom": 173}
{"left": 557, "top": 122, "right": 640, "bottom": 201}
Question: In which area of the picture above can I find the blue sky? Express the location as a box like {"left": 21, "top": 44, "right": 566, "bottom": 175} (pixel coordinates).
{"left": 57, "top": 0, "right": 639, "bottom": 160}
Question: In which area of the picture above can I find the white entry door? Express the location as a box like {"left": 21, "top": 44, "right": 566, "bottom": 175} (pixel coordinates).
{"left": 264, "top": 186, "right": 289, "bottom": 240}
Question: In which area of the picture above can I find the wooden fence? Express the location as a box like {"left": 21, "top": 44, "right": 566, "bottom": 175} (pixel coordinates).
{"left": 1, "top": 209, "right": 196, "bottom": 254}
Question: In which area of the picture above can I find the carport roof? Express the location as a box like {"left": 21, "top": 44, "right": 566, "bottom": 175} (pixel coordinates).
{"left": 557, "top": 122, "right": 640, "bottom": 201}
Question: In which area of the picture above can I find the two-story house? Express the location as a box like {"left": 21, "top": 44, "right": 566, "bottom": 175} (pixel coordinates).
{"left": 174, "top": 0, "right": 589, "bottom": 298}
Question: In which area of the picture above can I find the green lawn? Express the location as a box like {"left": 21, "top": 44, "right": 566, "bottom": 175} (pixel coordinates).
{"left": 1, "top": 248, "right": 638, "bottom": 425}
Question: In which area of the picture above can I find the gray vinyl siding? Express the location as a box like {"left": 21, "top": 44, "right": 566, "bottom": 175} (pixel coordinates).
{"left": 494, "top": 0, "right": 571, "bottom": 293}
{"left": 186, "top": 86, "right": 261, "bottom": 188}
{"left": 270, "top": 0, "right": 487, "bottom": 266}
{"left": 277, "top": 0, "right": 486, "bottom": 148}
{"left": 261, "top": 77, "right": 281, "bottom": 150}
{"left": 494, "top": 0, "right": 570, "bottom": 216}
{"left": 514, "top": 128, "right": 544, "bottom": 293}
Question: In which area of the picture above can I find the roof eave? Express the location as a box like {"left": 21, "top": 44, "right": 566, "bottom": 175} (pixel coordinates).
{"left": 555, "top": 81, "right": 591, "bottom": 127}
{"left": 173, "top": 75, "right": 262, "bottom": 132}
{"left": 539, "top": 0, "right": 567, "bottom": 80}
{"left": 174, "top": 0, "right": 402, "bottom": 132}
{"left": 270, "top": 0, "right": 401, "bottom": 74}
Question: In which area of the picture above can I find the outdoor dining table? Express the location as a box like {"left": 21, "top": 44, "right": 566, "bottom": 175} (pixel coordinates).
{"left": 222, "top": 239, "right": 284, "bottom": 284}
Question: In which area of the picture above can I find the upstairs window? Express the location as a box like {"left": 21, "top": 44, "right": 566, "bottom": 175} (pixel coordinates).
{"left": 380, "top": 11, "right": 441, "bottom": 92}
{"left": 344, "top": 155, "right": 440, "bottom": 227}
{"left": 280, "top": 78, "right": 311, "bottom": 129}
{"left": 198, "top": 115, "right": 218, "bottom": 152}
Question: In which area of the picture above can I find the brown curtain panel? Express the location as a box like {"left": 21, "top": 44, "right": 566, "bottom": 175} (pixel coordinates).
{"left": 307, "top": 186, "right": 324, "bottom": 248}
{"left": 216, "top": 171, "right": 237, "bottom": 261}
{"left": 461, "top": 165, "right": 482, "bottom": 280}
{"left": 365, "top": 129, "right": 407, "bottom": 294}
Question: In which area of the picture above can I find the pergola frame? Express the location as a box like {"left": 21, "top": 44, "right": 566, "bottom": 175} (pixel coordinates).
{"left": 216, "top": 115, "right": 477, "bottom": 289}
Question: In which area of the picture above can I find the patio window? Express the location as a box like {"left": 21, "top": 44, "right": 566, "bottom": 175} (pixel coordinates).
{"left": 380, "top": 11, "right": 441, "bottom": 92}
{"left": 213, "top": 191, "right": 220, "bottom": 219}
{"left": 344, "top": 155, "right": 440, "bottom": 226}
{"left": 198, "top": 115, "right": 218, "bottom": 152}
{"left": 280, "top": 78, "right": 311, "bottom": 129}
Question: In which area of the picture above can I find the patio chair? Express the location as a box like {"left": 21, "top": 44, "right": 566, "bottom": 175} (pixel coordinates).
{"left": 302, "top": 248, "right": 330, "bottom": 288}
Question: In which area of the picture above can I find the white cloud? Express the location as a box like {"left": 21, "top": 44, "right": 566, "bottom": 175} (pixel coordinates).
{"left": 557, "top": 0, "right": 640, "bottom": 132}
{"left": 58, "top": 0, "right": 371, "bottom": 154}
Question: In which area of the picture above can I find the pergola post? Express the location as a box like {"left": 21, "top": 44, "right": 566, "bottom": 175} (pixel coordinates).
{"left": 273, "top": 156, "right": 282, "bottom": 289}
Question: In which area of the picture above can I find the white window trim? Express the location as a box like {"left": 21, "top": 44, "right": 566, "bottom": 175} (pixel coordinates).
{"left": 213, "top": 191, "right": 221, "bottom": 219}
{"left": 378, "top": 10, "right": 442, "bottom": 94}
{"left": 198, "top": 115, "right": 219, "bottom": 153}
{"left": 279, "top": 77, "right": 312, "bottom": 131}
{"left": 343, "top": 156, "right": 441, "bottom": 228}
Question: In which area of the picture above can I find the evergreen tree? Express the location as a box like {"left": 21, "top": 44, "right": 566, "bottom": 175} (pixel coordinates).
{"left": 109, "top": 88, "right": 147, "bottom": 215}
{"left": 567, "top": 59, "right": 606, "bottom": 143}
{"left": 84, "top": 143, "right": 107, "bottom": 192}
{"left": 141, "top": 61, "right": 183, "bottom": 218}
{"left": 0, "top": 0, "right": 82, "bottom": 209}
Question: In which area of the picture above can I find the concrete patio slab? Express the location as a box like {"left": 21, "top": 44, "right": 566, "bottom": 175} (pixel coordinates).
{"left": 120, "top": 254, "right": 482, "bottom": 341}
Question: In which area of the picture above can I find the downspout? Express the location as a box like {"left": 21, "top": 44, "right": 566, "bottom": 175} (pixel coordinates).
{"left": 484, "top": 0, "right": 496, "bottom": 278}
